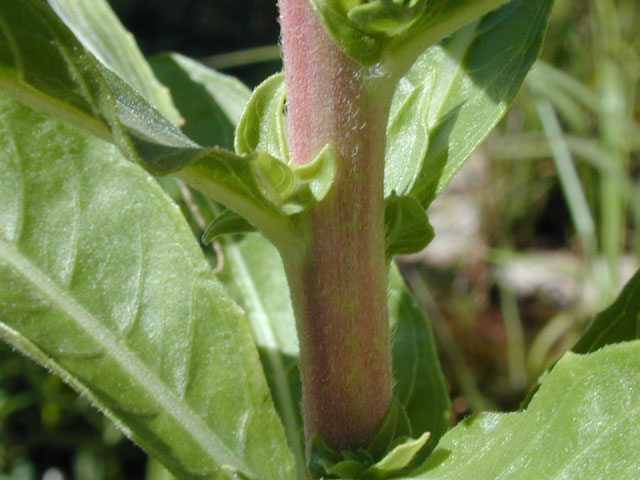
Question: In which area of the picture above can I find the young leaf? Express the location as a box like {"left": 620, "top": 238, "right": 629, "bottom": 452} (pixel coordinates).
{"left": 0, "top": 95, "right": 295, "bottom": 480}
{"left": 384, "top": 0, "right": 554, "bottom": 208}
{"left": 309, "top": 0, "right": 510, "bottom": 67}
{"left": 203, "top": 210, "right": 258, "bottom": 243}
{"left": 235, "top": 73, "right": 289, "bottom": 162}
{"left": 366, "top": 432, "right": 430, "bottom": 479}
{"left": 48, "top": 0, "right": 182, "bottom": 125}
{"left": 308, "top": 406, "right": 430, "bottom": 480}
{"left": 407, "top": 341, "right": 640, "bottom": 479}
{"left": 367, "top": 397, "right": 413, "bottom": 460}
{"left": 572, "top": 268, "right": 640, "bottom": 354}
{"left": 385, "top": 193, "right": 434, "bottom": 258}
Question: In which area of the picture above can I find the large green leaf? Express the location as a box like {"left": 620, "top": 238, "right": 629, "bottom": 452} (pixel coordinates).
{"left": 572, "top": 268, "right": 640, "bottom": 354}
{"left": 0, "top": 0, "right": 331, "bottom": 245}
{"left": 0, "top": 95, "right": 295, "bottom": 480}
{"left": 48, "top": 0, "right": 182, "bottom": 124}
{"left": 384, "top": 0, "right": 553, "bottom": 208}
{"left": 405, "top": 340, "right": 640, "bottom": 479}
{"left": 519, "top": 268, "right": 640, "bottom": 411}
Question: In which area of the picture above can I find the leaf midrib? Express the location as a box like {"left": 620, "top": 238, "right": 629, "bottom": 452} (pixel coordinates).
{"left": 0, "top": 239, "right": 252, "bottom": 477}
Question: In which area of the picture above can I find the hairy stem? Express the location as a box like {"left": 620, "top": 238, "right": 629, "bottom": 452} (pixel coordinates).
{"left": 278, "top": 0, "right": 396, "bottom": 452}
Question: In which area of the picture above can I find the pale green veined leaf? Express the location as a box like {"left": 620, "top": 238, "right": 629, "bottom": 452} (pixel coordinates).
{"left": 404, "top": 341, "right": 640, "bottom": 479}
{"left": 521, "top": 268, "right": 640, "bottom": 410}
{"left": 0, "top": 95, "right": 295, "bottom": 480}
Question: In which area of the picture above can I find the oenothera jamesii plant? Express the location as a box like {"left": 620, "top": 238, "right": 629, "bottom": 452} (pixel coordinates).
{"left": 1, "top": 0, "right": 639, "bottom": 479}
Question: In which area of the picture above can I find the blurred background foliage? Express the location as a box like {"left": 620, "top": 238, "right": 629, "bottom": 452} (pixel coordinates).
{"left": 1, "top": 0, "right": 639, "bottom": 478}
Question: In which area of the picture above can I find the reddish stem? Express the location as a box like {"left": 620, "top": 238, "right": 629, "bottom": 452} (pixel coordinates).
{"left": 279, "top": 0, "right": 394, "bottom": 452}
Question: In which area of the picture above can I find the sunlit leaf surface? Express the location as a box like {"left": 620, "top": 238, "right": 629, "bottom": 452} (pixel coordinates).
{"left": 0, "top": 95, "right": 295, "bottom": 480}
{"left": 404, "top": 341, "right": 640, "bottom": 479}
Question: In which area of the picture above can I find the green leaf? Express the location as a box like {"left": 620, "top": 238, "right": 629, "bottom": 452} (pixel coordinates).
{"left": 235, "top": 73, "right": 288, "bottom": 162}
{"left": 0, "top": 0, "right": 189, "bottom": 164}
{"left": 572, "top": 268, "right": 640, "bottom": 354}
{"left": 384, "top": 193, "right": 434, "bottom": 259}
{"left": 387, "top": 267, "right": 450, "bottom": 453}
{"left": 407, "top": 341, "right": 640, "bottom": 479}
{"left": 309, "top": 0, "right": 510, "bottom": 67}
{"left": 150, "top": 53, "right": 251, "bottom": 148}
{"left": 0, "top": 95, "right": 295, "bottom": 480}
{"left": 203, "top": 146, "right": 335, "bottom": 219}
{"left": 367, "top": 432, "right": 430, "bottom": 478}
{"left": 48, "top": 0, "right": 182, "bottom": 125}
{"left": 0, "top": 0, "right": 331, "bottom": 245}
{"left": 384, "top": 0, "right": 553, "bottom": 208}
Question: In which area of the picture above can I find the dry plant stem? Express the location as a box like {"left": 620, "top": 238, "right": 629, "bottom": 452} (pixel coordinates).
{"left": 279, "top": 0, "right": 395, "bottom": 452}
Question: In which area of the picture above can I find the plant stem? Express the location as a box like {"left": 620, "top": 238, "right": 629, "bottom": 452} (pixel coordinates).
{"left": 278, "top": 0, "right": 395, "bottom": 452}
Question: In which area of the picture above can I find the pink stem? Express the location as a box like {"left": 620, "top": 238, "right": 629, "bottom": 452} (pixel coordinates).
{"left": 279, "top": 0, "right": 394, "bottom": 452}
